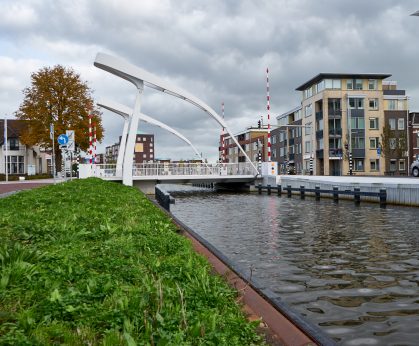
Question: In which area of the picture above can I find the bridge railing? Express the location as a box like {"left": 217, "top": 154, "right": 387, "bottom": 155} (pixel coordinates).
{"left": 132, "top": 162, "right": 256, "bottom": 177}
{"left": 79, "top": 162, "right": 257, "bottom": 178}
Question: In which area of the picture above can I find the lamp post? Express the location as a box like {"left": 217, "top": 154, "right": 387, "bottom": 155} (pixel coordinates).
{"left": 4, "top": 116, "right": 8, "bottom": 181}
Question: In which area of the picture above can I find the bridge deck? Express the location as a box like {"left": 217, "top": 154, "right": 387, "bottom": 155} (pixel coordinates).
{"left": 103, "top": 175, "right": 256, "bottom": 184}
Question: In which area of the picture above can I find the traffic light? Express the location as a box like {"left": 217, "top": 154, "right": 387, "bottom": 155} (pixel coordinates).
{"left": 257, "top": 120, "right": 261, "bottom": 128}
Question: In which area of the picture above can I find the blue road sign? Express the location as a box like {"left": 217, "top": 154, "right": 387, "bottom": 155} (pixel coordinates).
{"left": 377, "top": 147, "right": 381, "bottom": 156}
{"left": 57, "top": 134, "right": 69, "bottom": 145}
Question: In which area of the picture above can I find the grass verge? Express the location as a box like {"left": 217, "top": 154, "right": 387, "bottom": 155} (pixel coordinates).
{"left": 0, "top": 178, "right": 263, "bottom": 345}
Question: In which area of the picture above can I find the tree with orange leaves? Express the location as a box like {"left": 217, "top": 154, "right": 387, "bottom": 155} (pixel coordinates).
{"left": 16, "top": 65, "right": 103, "bottom": 172}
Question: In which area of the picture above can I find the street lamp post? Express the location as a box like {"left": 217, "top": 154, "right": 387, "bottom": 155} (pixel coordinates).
{"left": 4, "top": 116, "right": 8, "bottom": 182}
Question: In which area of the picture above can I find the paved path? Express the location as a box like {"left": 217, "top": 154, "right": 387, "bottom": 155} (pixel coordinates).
{"left": 0, "top": 179, "right": 62, "bottom": 198}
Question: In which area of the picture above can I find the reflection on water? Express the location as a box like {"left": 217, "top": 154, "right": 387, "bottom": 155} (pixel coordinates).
{"left": 165, "top": 185, "right": 419, "bottom": 345}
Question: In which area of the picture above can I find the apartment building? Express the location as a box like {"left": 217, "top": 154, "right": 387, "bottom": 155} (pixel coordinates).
{"left": 271, "top": 106, "right": 303, "bottom": 174}
{"left": 221, "top": 125, "right": 269, "bottom": 164}
{"left": 1, "top": 119, "right": 51, "bottom": 176}
{"left": 105, "top": 132, "right": 155, "bottom": 164}
{"left": 293, "top": 73, "right": 409, "bottom": 176}
{"left": 408, "top": 112, "right": 419, "bottom": 164}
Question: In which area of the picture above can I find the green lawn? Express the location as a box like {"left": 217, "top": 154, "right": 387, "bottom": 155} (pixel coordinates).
{"left": 0, "top": 178, "right": 263, "bottom": 345}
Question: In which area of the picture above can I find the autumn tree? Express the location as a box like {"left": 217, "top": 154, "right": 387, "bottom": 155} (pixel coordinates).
{"left": 16, "top": 65, "right": 103, "bottom": 172}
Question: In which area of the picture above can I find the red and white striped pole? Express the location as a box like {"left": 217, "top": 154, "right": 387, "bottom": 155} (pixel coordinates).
{"left": 221, "top": 102, "right": 225, "bottom": 163}
{"left": 266, "top": 67, "right": 271, "bottom": 162}
{"left": 88, "top": 114, "right": 93, "bottom": 166}
{"left": 93, "top": 123, "right": 97, "bottom": 164}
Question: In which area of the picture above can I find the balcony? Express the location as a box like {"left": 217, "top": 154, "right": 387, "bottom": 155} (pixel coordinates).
{"left": 315, "top": 111, "right": 323, "bottom": 121}
{"left": 2, "top": 145, "right": 26, "bottom": 151}
{"left": 316, "top": 130, "right": 324, "bottom": 139}
{"left": 329, "top": 148, "right": 343, "bottom": 158}
{"left": 352, "top": 149, "right": 365, "bottom": 158}
{"left": 288, "top": 153, "right": 295, "bottom": 161}
{"left": 328, "top": 128, "right": 342, "bottom": 137}
{"left": 328, "top": 110, "right": 342, "bottom": 118}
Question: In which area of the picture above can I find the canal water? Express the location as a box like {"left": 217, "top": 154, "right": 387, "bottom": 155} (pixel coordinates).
{"left": 164, "top": 185, "right": 419, "bottom": 346}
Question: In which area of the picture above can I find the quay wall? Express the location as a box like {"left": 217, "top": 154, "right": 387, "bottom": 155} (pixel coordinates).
{"left": 278, "top": 175, "right": 419, "bottom": 207}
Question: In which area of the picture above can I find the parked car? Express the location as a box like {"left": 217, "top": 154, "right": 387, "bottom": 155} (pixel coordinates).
{"left": 411, "top": 160, "right": 419, "bottom": 177}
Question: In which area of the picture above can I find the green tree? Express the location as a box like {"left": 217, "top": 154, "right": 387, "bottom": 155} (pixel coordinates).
{"left": 16, "top": 65, "right": 103, "bottom": 172}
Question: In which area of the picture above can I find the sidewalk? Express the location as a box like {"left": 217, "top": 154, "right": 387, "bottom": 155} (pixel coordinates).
{"left": 0, "top": 179, "right": 63, "bottom": 198}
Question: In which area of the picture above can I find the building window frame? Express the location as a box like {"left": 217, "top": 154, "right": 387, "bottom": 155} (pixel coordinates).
{"left": 370, "top": 159, "right": 379, "bottom": 171}
{"left": 369, "top": 98, "right": 378, "bottom": 110}
{"left": 398, "top": 118, "right": 405, "bottom": 130}
{"left": 399, "top": 159, "right": 405, "bottom": 171}
{"left": 369, "top": 117, "right": 379, "bottom": 129}
{"left": 369, "top": 137, "right": 379, "bottom": 149}
{"left": 354, "top": 159, "right": 364, "bottom": 171}
{"left": 389, "top": 118, "right": 396, "bottom": 130}
{"left": 368, "top": 79, "right": 378, "bottom": 90}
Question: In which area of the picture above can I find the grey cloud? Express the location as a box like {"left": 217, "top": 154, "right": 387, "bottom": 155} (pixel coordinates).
{"left": 1, "top": 0, "right": 419, "bottom": 161}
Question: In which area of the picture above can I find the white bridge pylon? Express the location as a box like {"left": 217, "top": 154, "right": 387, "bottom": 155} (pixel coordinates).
{"left": 94, "top": 52, "right": 258, "bottom": 186}
{"left": 97, "top": 99, "right": 206, "bottom": 175}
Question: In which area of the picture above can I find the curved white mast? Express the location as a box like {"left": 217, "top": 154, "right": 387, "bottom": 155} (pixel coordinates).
{"left": 97, "top": 99, "right": 205, "bottom": 171}
{"left": 94, "top": 52, "right": 258, "bottom": 185}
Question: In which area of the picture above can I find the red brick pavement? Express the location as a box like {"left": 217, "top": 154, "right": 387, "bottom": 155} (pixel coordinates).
{"left": 0, "top": 182, "right": 52, "bottom": 195}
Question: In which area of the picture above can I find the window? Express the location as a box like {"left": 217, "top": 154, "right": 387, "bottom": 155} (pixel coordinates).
{"left": 316, "top": 81, "right": 325, "bottom": 93}
{"left": 351, "top": 137, "right": 365, "bottom": 149}
{"left": 150, "top": 148, "right": 153, "bottom": 153}
{"left": 416, "top": 135, "right": 419, "bottom": 148}
{"left": 368, "top": 79, "right": 377, "bottom": 90}
{"left": 354, "top": 159, "right": 364, "bottom": 171}
{"left": 355, "top": 79, "right": 363, "bottom": 90}
{"left": 349, "top": 98, "right": 364, "bottom": 109}
{"left": 369, "top": 98, "right": 378, "bottom": 110}
{"left": 328, "top": 98, "right": 341, "bottom": 112}
{"left": 325, "top": 79, "right": 341, "bottom": 89}
{"left": 369, "top": 137, "right": 379, "bottom": 149}
{"left": 272, "top": 135, "right": 277, "bottom": 144}
{"left": 150, "top": 143, "right": 153, "bottom": 147}
{"left": 9, "top": 138, "right": 19, "bottom": 150}
{"left": 143, "top": 137, "right": 146, "bottom": 141}
{"left": 347, "top": 79, "right": 353, "bottom": 90}
{"left": 399, "top": 160, "right": 405, "bottom": 171}
{"left": 143, "top": 154, "right": 147, "bottom": 158}
{"left": 304, "top": 104, "right": 313, "bottom": 117}
{"left": 317, "top": 138, "right": 324, "bottom": 150}
{"left": 389, "top": 118, "right": 396, "bottom": 130}
{"left": 389, "top": 138, "right": 397, "bottom": 150}
{"left": 369, "top": 117, "right": 379, "bottom": 130}
{"left": 351, "top": 117, "right": 365, "bottom": 129}
{"left": 398, "top": 118, "right": 405, "bottom": 130}
{"left": 388, "top": 100, "right": 396, "bottom": 110}
{"left": 305, "top": 141, "right": 311, "bottom": 153}
{"left": 305, "top": 124, "right": 312, "bottom": 135}
{"left": 390, "top": 159, "right": 397, "bottom": 172}
{"left": 304, "top": 87, "right": 313, "bottom": 99}
{"left": 370, "top": 159, "right": 379, "bottom": 171}
{"left": 6, "top": 155, "right": 24, "bottom": 174}
{"left": 279, "top": 147, "right": 285, "bottom": 157}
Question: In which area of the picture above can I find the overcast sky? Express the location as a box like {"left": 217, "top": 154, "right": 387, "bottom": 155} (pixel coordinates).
{"left": 1, "top": 0, "right": 418, "bottom": 162}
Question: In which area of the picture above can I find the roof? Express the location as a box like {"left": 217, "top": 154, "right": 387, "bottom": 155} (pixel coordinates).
{"left": 276, "top": 105, "right": 302, "bottom": 120}
{"left": 0, "top": 119, "right": 27, "bottom": 145}
{"left": 295, "top": 73, "right": 392, "bottom": 91}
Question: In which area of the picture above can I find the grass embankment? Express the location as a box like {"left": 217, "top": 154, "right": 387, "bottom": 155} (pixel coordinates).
{"left": 0, "top": 178, "right": 263, "bottom": 345}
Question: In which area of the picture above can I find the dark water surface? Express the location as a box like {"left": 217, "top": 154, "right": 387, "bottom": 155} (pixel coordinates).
{"left": 165, "top": 185, "right": 419, "bottom": 345}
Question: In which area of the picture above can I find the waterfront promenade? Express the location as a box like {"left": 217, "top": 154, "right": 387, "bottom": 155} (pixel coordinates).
{"left": 277, "top": 175, "right": 419, "bottom": 206}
